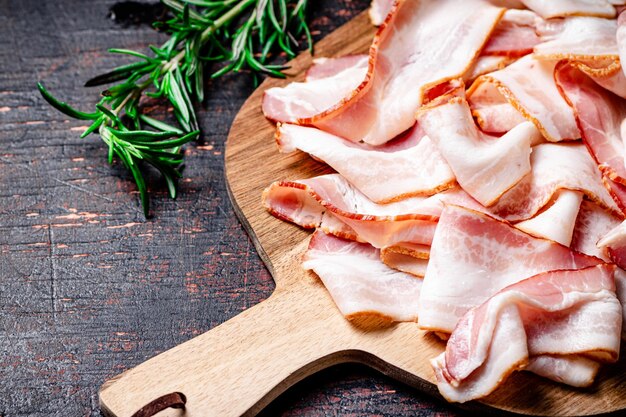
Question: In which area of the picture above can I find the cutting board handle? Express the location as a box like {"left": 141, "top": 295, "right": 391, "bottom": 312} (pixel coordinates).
{"left": 100, "top": 286, "right": 352, "bottom": 417}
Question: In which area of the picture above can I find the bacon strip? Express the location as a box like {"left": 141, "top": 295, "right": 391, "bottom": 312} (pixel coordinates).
{"left": 417, "top": 95, "right": 536, "bottom": 206}
{"left": 514, "top": 190, "right": 583, "bottom": 246}
{"left": 303, "top": 231, "right": 422, "bottom": 322}
{"left": 418, "top": 205, "right": 603, "bottom": 334}
{"left": 482, "top": 9, "right": 542, "bottom": 57}
{"left": 298, "top": 0, "right": 505, "bottom": 145}
{"left": 262, "top": 55, "right": 369, "bottom": 123}
{"left": 490, "top": 143, "right": 620, "bottom": 221}
{"left": 275, "top": 123, "right": 455, "bottom": 203}
{"left": 571, "top": 200, "right": 622, "bottom": 261}
{"left": 433, "top": 264, "right": 621, "bottom": 403}
{"left": 520, "top": 0, "right": 616, "bottom": 19}
{"left": 555, "top": 63, "right": 626, "bottom": 186}
{"left": 468, "top": 56, "right": 580, "bottom": 142}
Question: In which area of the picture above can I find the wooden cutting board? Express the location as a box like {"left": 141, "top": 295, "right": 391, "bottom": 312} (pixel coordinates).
{"left": 99, "top": 11, "right": 626, "bottom": 417}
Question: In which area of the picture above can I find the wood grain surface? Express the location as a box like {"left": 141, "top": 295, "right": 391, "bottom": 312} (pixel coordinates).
{"left": 100, "top": 7, "right": 626, "bottom": 417}
{"left": 0, "top": 1, "right": 464, "bottom": 417}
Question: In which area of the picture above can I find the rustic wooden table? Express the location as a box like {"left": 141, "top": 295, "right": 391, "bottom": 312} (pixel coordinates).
{"left": 0, "top": 1, "right": 462, "bottom": 416}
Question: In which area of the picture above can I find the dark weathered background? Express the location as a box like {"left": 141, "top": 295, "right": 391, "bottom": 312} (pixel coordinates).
{"left": 0, "top": 1, "right": 462, "bottom": 416}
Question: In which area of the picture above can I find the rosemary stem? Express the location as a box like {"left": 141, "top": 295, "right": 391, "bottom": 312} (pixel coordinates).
{"left": 200, "top": 0, "right": 256, "bottom": 43}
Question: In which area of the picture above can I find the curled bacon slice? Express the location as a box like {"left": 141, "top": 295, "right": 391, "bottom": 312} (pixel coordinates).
{"left": 482, "top": 9, "right": 542, "bottom": 57}
{"left": 490, "top": 143, "right": 620, "bottom": 221}
{"left": 263, "top": 174, "right": 484, "bottom": 249}
{"left": 265, "top": 0, "right": 505, "bottom": 145}
{"left": 416, "top": 95, "right": 536, "bottom": 206}
{"left": 303, "top": 231, "right": 422, "bottom": 322}
{"left": 571, "top": 200, "right": 622, "bottom": 261}
{"left": 468, "top": 55, "right": 580, "bottom": 142}
{"left": 514, "top": 190, "right": 583, "bottom": 246}
{"left": 418, "top": 205, "right": 603, "bottom": 334}
{"left": 262, "top": 55, "right": 369, "bottom": 123}
{"left": 275, "top": 123, "right": 455, "bottom": 203}
{"left": 433, "top": 263, "right": 621, "bottom": 403}
{"left": 520, "top": 0, "right": 616, "bottom": 19}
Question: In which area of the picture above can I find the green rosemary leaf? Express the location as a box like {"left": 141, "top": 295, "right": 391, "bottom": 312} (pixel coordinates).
{"left": 108, "top": 128, "right": 181, "bottom": 141}
{"left": 37, "top": 83, "right": 100, "bottom": 120}
{"left": 85, "top": 61, "right": 153, "bottom": 87}
{"left": 139, "top": 115, "right": 184, "bottom": 134}
{"left": 80, "top": 115, "right": 106, "bottom": 138}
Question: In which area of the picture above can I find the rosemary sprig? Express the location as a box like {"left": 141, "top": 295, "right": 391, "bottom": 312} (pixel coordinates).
{"left": 38, "top": 0, "right": 310, "bottom": 217}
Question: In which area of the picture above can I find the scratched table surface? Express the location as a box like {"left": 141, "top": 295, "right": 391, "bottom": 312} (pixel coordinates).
{"left": 0, "top": 1, "right": 465, "bottom": 416}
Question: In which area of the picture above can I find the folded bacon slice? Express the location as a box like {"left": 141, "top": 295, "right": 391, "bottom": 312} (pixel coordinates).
{"left": 514, "top": 190, "right": 583, "bottom": 246}
{"left": 416, "top": 95, "right": 536, "bottom": 206}
{"left": 520, "top": 0, "right": 616, "bottom": 19}
{"left": 490, "top": 143, "right": 620, "bottom": 221}
{"left": 482, "top": 9, "right": 542, "bottom": 57}
{"left": 418, "top": 205, "right": 603, "bottom": 334}
{"left": 303, "top": 231, "right": 422, "bottom": 322}
{"left": 275, "top": 123, "right": 455, "bottom": 203}
{"left": 468, "top": 55, "right": 580, "bottom": 142}
{"left": 598, "top": 221, "right": 626, "bottom": 269}
{"left": 262, "top": 55, "right": 369, "bottom": 124}
{"left": 263, "top": 174, "right": 484, "bottom": 250}
{"left": 312, "top": 0, "right": 505, "bottom": 145}
{"left": 534, "top": 16, "right": 626, "bottom": 98}
{"left": 571, "top": 200, "right": 622, "bottom": 261}
{"left": 433, "top": 264, "right": 621, "bottom": 403}
{"left": 525, "top": 355, "right": 601, "bottom": 388}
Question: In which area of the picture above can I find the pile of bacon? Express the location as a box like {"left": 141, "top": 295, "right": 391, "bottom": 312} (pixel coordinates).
{"left": 260, "top": 0, "right": 626, "bottom": 403}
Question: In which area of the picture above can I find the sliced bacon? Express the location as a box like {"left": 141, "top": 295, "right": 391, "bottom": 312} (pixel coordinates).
{"left": 464, "top": 56, "right": 515, "bottom": 85}
{"left": 418, "top": 205, "right": 603, "bottom": 334}
{"left": 416, "top": 95, "right": 536, "bottom": 206}
{"left": 263, "top": 174, "right": 484, "bottom": 250}
{"left": 262, "top": 55, "right": 369, "bottom": 123}
{"left": 555, "top": 63, "right": 626, "bottom": 186}
{"left": 514, "top": 190, "right": 583, "bottom": 246}
{"left": 534, "top": 16, "right": 626, "bottom": 98}
{"left": 432, "top": 264, "right": 621, "bottom": 403}
{"left": 525, "top": 355, "right": 600, "bottom": 387}
{"left": 534, "top": 16, "right": 619, "bottom": 59}
{"left": 482, "top": 10, "right": 542, "bottom": 57}
{"left": 311, "top": 0, "right": 505, "bottom": 145}
{"left": 304, "top": 55, "right": 369, "bottom": 81}
{"left": 571, "top": 200, "right": 622, "bottom": 261}
{"left": 369, "top": 0, "right": 395, "bottom": 26}
{"left": 303, "top": 231, "right": 422, "bottom": 322}
{"left": 598, "top": 220, "right": 626, "bottom": 269}
{"left": 380, "top": 244, "right": 429, "bottom": 277}
{"left": 490, "top": 143, "right": 620, "bottom": 221}
{"left": 520, "top": 0, "right": 616, "bottom": 19}
{"left": 468, "top": 55, "right": 580, "bottom": 142}
{"left": 275, "top": 123, "right": 455, "bottom": 203}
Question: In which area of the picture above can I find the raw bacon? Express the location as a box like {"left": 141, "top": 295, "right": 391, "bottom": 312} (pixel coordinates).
{"left": 433, "top": 264, "right": 621, "bottom": 403}
{"left": 417, "top": 95, "right": 536, "bottom": 206}
{"left": 263, "top": 174, "right": 484, "bottom": 250}
{"left": 514, "top": 190, "right": 583, "bottom": 246}
{"left": 262, "top": 55, "right": 369, "bottom": 123}
{"left": 468, "top": 56, "right": 580, "bottom": 142}
{"left": 418, "top": 205, "right": 602, "bottom": 334}
{"left": 490, "top": 143, "right": 620, "bottom": 221}
{"left": 520, "top": 0, "right": 616, "bottom": 19}
{"left": 303, "top": 231, "right": 422, "bottom": 322}
{"left": 275, "top": 123, "right": 455, "bottom": 203}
